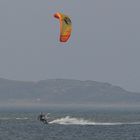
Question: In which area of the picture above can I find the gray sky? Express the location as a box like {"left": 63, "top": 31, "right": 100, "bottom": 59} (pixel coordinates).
{"left": 0, "top": 0, "right": 140, "bottom": 92}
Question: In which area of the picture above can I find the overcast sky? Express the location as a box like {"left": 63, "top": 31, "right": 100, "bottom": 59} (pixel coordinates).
{"left": 0, "top": 0, "right": 140, "bottom": 92}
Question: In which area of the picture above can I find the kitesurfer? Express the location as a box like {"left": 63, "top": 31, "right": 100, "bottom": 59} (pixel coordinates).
{"left": 38, "top": 112, "right": 48, "bottom": 124}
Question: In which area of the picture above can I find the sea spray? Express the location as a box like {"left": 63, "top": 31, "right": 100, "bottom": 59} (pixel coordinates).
{"left": 49, "top": 116, "right": 140, "bottom": 125}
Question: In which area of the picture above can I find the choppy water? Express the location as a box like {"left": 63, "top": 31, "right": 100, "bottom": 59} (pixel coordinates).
{"left": 0, "top": 109, "right": 140, "bottom": 140}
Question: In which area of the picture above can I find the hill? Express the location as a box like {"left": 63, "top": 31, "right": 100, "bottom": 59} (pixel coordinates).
{"left": 0, "top": 78, "right": 140, "bottom": 108}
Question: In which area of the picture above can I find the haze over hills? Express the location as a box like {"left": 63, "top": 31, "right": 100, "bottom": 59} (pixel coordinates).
{"left": 0, "top": 78, "right": 140, "bottom": 108}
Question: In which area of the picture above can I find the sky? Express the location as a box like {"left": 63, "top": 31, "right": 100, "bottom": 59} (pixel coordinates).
{"left": 0, "top": 0, "right": 140, "bottom": 92}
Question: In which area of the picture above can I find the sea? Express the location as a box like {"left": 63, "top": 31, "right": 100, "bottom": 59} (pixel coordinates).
{"left": 0, "top": 107, "right": 140, "bottom": 140}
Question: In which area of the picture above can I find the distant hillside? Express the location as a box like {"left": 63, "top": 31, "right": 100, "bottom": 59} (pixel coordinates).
{"left": 0, "top": 78, "right": 140, "bottom": 108}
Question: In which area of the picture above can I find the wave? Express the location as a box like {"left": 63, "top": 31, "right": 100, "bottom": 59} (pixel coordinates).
{"left": 15, "top": 117, "right": 28, "bottom": 120}
{"left": 0, "top": 117, "right": 29, "bottom": 120}
{"left": 0, "top": 117, "right": 11, "bottom": 120}
{"left": 49, "top": 116, "right": 140, "bottom": 126}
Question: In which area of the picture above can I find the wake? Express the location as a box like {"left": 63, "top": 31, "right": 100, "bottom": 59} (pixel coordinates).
{"left": 49, "top": 116, "right": 140, "bottom": 126}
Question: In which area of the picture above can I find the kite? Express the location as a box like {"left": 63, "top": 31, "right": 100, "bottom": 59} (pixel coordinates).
{"left": 54, "top": 12, "right": 72, "bottom": 42}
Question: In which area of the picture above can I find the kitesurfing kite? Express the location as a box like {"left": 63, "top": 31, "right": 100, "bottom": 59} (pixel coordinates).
{"left": 54, "top": 12, "right": 72, "bottom": 42}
